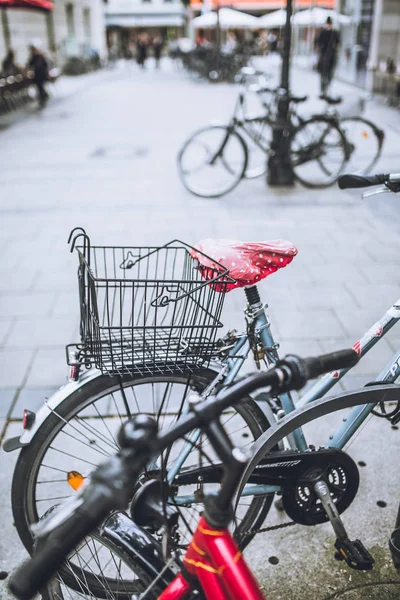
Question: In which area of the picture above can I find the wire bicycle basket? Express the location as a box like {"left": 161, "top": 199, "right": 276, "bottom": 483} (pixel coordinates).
{"left": 68, "top": 228, "right": 232, "bottom": 377}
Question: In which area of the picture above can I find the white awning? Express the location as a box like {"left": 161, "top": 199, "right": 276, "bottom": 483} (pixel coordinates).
{"left": 192, "top": 8, "right": 260, "bottom": 29}
{"left": 258, "top": 9, "right": 287, "bottom": 28}
{"left": 292, "top": 8, "right": 351, "bottom": 26}
{"left": 106, "top": 14, "right": 185, "bottom": 27}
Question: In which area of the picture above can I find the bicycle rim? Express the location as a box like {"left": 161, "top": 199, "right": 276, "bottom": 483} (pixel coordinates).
{"left": 177, "top": 126, "right": 248, "bottom": 198}
{"left": 45, "top": 531, "right": 164, "bottom": 600}
{"left": 339, "top": 117, "right": 383, "bottom": 174}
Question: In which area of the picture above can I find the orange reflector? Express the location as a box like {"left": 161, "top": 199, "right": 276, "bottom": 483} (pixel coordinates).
{"left": 67, "top": 471, "right": 85, "bottom": 491}
{"left": 362, "top": 131, "right": 369, "bottom": 138}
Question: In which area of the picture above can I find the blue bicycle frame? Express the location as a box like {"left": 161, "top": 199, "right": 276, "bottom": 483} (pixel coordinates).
{"left": 168, "top": 288, "right": 400, "bottom": 503}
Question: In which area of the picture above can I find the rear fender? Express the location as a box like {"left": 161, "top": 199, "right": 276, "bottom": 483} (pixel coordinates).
{"left": 3, "top": 368, "right": 102, "bottom": 452}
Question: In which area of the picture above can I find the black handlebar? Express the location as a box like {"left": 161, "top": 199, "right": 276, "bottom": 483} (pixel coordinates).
{"left": 338, "top": 174, "right": 388, "bottom": 189}
{"left": 300, "top": 349, "right": 358, "bottom": 378}
{"left": 8, "top": 350, "right": 358, "bottom": 600}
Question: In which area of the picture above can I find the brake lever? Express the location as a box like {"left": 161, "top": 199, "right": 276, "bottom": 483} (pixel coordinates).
{"left": 362, "top": 186, "right": 391, "bottom": 199}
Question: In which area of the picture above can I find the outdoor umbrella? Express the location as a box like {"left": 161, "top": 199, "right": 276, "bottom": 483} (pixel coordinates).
{"left": 258, "top": 9, "right": 287, "bottom": 28}
{"left": 192, "top": 8, "right": 260, "bottom": 30}
{"left": 292, "top": 8, "right": 351, "bottom": 26}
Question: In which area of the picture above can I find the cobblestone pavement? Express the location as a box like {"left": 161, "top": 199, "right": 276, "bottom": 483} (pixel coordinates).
{"left": 0, "top": 57, "right": 400, "bottom": 599}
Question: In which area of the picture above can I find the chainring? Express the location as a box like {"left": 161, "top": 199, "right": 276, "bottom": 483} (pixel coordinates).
{"left": 282, "top": 449, "right": 359, "bottom": 526}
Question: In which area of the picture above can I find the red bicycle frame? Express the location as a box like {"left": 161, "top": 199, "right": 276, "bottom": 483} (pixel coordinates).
{"left": 158, "top": 516, "right": 266, "bottom": 600}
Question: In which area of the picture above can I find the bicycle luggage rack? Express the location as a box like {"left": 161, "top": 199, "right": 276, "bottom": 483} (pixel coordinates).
{"left": 67, "top": 227, "right": 233, "bottom": 377}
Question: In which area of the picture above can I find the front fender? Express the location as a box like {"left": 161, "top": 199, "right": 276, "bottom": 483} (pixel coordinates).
{"left": 101, "top": 512, "right": 176, "bottom": 586}
{"left": 3, "top": 368, "right": 103, "bottom": 452}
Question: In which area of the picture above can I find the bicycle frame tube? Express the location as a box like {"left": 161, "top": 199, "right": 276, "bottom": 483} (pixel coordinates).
{"left": 159, "top": 516, "right": 266, "bottom": 600}
{"left": 257, "top": 310, "right": 308, "bottom": 450}
{"left": 298, "top": 298, "right": 400, "bottom": 409}
{"left": 296, "top": 299, "right": 400, "bottom": 448}
{"left": 329, "top": 346, "right": 400, "bottom": 448}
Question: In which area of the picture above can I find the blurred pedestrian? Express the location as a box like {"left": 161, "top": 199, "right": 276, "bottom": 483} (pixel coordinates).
{"left": 108, "top": 43, "right": 119, "bottom": 68}
{"left": 316, "top": 16, "right": 340, "bottom": 96}
{"left": 27, "top": 43, "right": 49, "bottom": 107}
{"left": 257, "top": 31, "right": 269, "bottom": 56}
{"left": 196, "top": 30, "right": 211, "bottom": 48}
{"left": 153, "top": 34, "right": 163, "bottom": 68}
{"left": 2, "top": 49, "right": 20, "bottom": 76}
{"left": 136, "top": 34, "right": 148, "bottom": 69}
{"left": 222, "top": 31, "right": 238, "bottom": 55}
{"left": 267, "top": 31, "right": 278, "bottom": 53}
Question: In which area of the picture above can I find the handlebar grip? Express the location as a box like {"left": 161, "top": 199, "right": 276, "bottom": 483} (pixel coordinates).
{"left": 8, "top": 486, "right": 115, "bottom": 600}
{"left": 338, "top": 174, "right": 388, "bottom": 189}
{"left": 302, "top": 349, "right": 359, "bottom": 380}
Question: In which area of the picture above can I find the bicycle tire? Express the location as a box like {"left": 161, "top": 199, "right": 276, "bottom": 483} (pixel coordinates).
{"left": 43, "top": 526, "right": 167, "bottom": 600}
{"left": 290, "top": 116, "right": 348, "bottom": 188}
{"left": 338, "top": 116, "right": 384, "bottom": 174}
{"left": 177, "top": 125, "right": 248, "bottom": 198}
{"left": 11, "top": 369, "right": 272, "bottom": 564}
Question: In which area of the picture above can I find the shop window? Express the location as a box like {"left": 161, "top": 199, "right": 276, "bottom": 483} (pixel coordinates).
{"left": 66, "top": 4, "right": 75, "bottom": 36}
{"left": 83, "top": 7, "right": 91, "bottom": 41}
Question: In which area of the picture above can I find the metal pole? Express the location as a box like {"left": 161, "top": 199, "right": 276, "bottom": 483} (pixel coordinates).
{"left": 1, "top": 8, "right": 11, "bottom": 51}
{"left": 267, "top": 0, "right": 295, "bottom": 186}
{"left": 46, "top": 12, "right": 57, "bottom": 55}
{"left": 216, "top": 4, "right": 221, "bottom": 50}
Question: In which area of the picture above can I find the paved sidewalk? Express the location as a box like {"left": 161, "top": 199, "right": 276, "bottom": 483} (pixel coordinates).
{"left": 0, "top": 57, "right": 400, "bottom": 599}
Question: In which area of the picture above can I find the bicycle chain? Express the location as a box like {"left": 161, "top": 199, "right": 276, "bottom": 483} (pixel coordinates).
{"left": 241, "top": 519, "right": 296, "bottom": 540}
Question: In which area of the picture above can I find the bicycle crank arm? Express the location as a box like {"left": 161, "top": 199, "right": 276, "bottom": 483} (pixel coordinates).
{"left": 314, "top": 481, "right": 375, "bottom": 571}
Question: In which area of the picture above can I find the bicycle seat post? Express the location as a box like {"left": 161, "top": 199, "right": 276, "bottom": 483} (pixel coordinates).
{"left": 244, "top": 285, "right": 263, "bottom": 309}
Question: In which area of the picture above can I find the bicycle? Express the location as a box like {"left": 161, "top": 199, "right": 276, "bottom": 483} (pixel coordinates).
{"left": 5, "top": 174, "right": 400, "bottom": 589}
{"left": 177, "top": 69, "right": 384, "bottom": 198}
{"left": 7, "top": 351, "right": 360, "bottom": 600}
{"left": 177, "top": 78, "right": 349, "bottom": 197}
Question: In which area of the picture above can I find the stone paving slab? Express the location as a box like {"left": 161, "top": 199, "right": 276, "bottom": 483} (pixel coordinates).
{"left": 3, "top": 315, "right": 78, "bottom": 349}
{"left": 0, "top": 390, "right": 17, "bottom": 420}
{"left": 0, "top": 350, "right": 34, "bottom": 388}
{"left": 10, "top": 387, "right": 59, "bottom": 420}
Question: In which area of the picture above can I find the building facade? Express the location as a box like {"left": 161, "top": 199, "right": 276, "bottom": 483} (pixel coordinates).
{"left": 0, "top": 0, "right": 106, "bottom": 69}
{"left": 335, "top": 0, "right": 400, "bottom": 90}
{"left": 105, "top": 0, "right": 185, "bottom": 56}
{"left": 190, "top": 0, "right": 335, "bottom": 17}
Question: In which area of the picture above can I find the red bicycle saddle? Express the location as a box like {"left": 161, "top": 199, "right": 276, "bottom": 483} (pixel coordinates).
{"left": 191, "top": 239, "right": 298, "bottom": 292}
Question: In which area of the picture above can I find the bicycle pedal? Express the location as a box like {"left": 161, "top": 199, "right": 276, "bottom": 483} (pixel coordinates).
{"left": 334, "top": 538, "right": 375, "bottom": 571}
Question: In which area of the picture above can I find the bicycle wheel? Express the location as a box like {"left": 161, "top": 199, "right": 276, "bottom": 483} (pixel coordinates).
{"left": 290, "top": 116, "right": 348, "bottom": 188}
{"left": 339, "top": 117, "right": 384, "bottom": 174}
{"left": 11, "top": 369, "right": 272, "bottom": 563}
{"left": 43, "top": 526, "right": 166, "bottom": 600}
{"left": 177, "top": 125, "right": 248, "bottom": 198}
